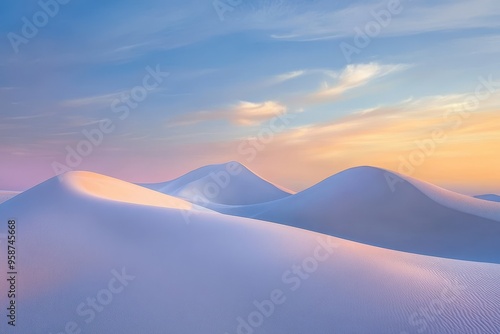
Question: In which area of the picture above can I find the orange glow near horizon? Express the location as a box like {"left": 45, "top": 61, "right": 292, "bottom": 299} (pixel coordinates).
{"left": 236, "top": 106, "right": 500, "bottom": 195}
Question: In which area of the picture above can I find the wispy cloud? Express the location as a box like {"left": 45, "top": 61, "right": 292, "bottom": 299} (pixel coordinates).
{"left": 271, "top": 70, "right": 307, "bottom": 84}
{"left": 306, "top": 63, "right": 409, "bottom": 102}
{"left": 60, "top": 92, "right": 124, "bottom": 108}
{"left": 450, "top": 34, "right": 500, "bottom": 55}
{"left": 167, "top": 100, "right": 288, "bottom": 127}
{"left": 297, "top": 92, "right": 500, "bottom": 155}
{"left": 266, "top": 3, "right": 373, "bottom": 41}
{"left": 266, "top": 0, "right": 500, "bottom": 42}
{"left": 230, "top": 101, "right": 287, "bottom": 125}
{"left": 384, "top": 0, "right": 500, "bottom": 35}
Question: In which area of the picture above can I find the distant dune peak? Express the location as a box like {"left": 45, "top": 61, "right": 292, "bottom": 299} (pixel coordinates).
{"left": 297, "top": 165, "right": 404, "bottom": 197}
{"left": 314, "top": 166, "right": 500, "bottom": 223}
{"left": 142, "top": 161, "right": 292, "bottom": 205}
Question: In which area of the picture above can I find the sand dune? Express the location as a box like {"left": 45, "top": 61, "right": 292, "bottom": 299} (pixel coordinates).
{"left": 1, "top": 171, "right": 500, "bottom": 333}
{"left": 140, "top": 161, "right": 292, "bottom": 205}
{"left": 210, "top": 166, "right": 500, "bottom": 263}
{"left": 402, "top": 174, "right": 500, "bottom": 222}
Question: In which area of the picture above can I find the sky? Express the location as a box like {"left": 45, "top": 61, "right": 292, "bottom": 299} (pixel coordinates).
{"left": 0, "top": 0, "right": 499, "bottom": 194}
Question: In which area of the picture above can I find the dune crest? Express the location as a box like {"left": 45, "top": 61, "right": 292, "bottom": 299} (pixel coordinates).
{"left": 61, "top": 171, "right": 193, "bottom": 210}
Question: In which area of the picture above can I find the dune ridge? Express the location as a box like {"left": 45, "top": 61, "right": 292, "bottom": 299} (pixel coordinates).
{"left": 62, "top": 171, "right": 194, "bottom": 210}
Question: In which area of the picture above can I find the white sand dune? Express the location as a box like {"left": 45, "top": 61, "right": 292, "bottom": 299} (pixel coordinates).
{"left": 1, "top": 171, "right": 500, "bottom": 333}
{"left": 402, "top": 174, "right": 500, "bottom": 222}
{"left": 140, "top": 161, "right": 292, "bottom": 205}
{"left": 210, "top": 166, "right": 500, "bottom": 263}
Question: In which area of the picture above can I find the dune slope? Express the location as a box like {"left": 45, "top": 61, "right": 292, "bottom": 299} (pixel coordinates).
{"left": 215, "top": 166, "right": 500, "bottom": 263}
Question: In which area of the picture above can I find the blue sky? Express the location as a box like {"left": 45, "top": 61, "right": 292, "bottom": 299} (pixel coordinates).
{"left": 1, "top": 0, "right": 500, "bottom": 192}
